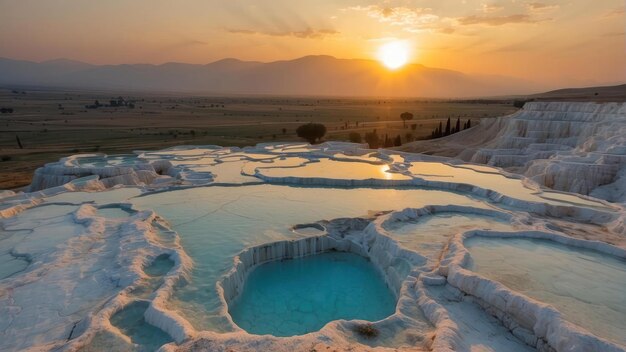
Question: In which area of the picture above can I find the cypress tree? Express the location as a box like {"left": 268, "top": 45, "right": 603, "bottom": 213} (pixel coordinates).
{"left": 384, "top": 134, "right": 393, "bottom": 148}
{"left": 444, "top": 118, "right": 451, "bottom": 136}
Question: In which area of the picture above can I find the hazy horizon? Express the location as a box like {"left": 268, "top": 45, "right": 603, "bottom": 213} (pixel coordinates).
{"left": 0, "top": 54, "right": 560, "bottom": 98}
{"left": 2, "top": 0, "right": 625, "bottom": 90}
{"left": 0, "top": 54, "right": 623, "bottom": 87}
{"left": 2, "top": 54, "right": 624, "bottom": 92}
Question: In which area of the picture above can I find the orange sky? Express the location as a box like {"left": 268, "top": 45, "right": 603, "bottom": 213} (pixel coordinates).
{"left": 1, "top": 0, "right": 624, "bottom": 87}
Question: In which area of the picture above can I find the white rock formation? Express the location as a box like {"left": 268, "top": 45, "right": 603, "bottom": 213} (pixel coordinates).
{"left": 401, "top": 102, "right": 626, "bottom": 202}
{"left": 1, "top": 143, "right": 624, "bottom": 352}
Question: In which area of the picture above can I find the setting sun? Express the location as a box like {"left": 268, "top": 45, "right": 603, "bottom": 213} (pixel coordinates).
{"left": 378, "top": 41, "right": 410, "bottom": 70}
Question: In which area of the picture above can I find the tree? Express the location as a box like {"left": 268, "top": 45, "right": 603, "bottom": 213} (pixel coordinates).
{"left": 513, "top": 100, "right": 529, "bottom": 108}
{"left": 455, "top": 118, "right": 461, "bottom": 133}
{"left": 383, "top": 134, "right": 393, "bottom": 148}
{"left": 348, "top": 132, "right": 362, "bottom": 143}
{"left": 281, "top": 128, "right": 287, "bottom": 135}
{"left": 466, "top": 119, "right": 472, "bottom": 129}
{"left": 444, "top": 118, "right": 451, "bottom": 136}
{"left": 364, "top": 130, "right": 380, "bottom": 149}
{"left": 394, "top": 135, "right": 402, "bottom": 146}
{"left": 296, "top": 123, "right": 326, "bottom": 144}
{"left": 384, "top": 134, "right": 394, "bottom": 148}
{"left": 400, "top": 112, "right": 413, "bottom": 128}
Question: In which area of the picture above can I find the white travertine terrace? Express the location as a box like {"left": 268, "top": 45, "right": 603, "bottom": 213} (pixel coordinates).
{"left": 0, "top": 106, "right": 625, "bottom": 352}
{"left": 401, "top": 102, "right": 626, "bottom": 202}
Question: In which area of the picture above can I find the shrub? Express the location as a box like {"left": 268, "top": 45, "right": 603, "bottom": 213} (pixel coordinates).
{"left": 348, "top": 132, "right": 362, "bottom": 143}
{"left": 354, "top": 323, "right": 379, "bottom": 338}
{"left": 364, "top": 130, "right": 379, "bottom": 149}
{"left": 513, "top": 100, "right": 531, "bottom": 108}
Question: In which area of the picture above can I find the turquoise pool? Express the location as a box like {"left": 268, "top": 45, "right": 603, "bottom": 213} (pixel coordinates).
{"left": 229, "top": 252, "right": 396, "bottom": 336}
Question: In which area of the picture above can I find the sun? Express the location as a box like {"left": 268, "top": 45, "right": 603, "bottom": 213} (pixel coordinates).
{"left": 378, "top": 41, "right": 410, "bottom": 70}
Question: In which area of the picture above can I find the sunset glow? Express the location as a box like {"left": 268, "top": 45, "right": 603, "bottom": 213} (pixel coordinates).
{"left": 378, "top": 41, "right": 410, "bottom": 69}
{"left": 0, "top": 1, "right": 625, "bottom": 351}
{"left": 1, "top": 1, "right": 624, "bottom": 88}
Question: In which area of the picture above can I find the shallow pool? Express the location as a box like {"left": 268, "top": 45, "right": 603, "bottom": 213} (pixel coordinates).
{"left": 386, "top": 213, "right": 515, "bottom": 261}
{"left": 131, "top": 184, "right": 487, "bottom": 331}
{"left": 110, "top": 301, "right": 173, "bottom": 351}
{"left": 466, "top": 237, "right": 626, "bottom": 346}
{"left": 259, "top": 159, "right": 411, "bottom": 181}
{"left": 229, "top": 252, "right": 396, "bottom": 336}
{"left": 408, "top": 162, "right": 610, "bottom": 208}
{"left": 97, "top": 207, "right": 133, "bottom": 219}
{"left": 74, "top": 155, "right": 138, "bottom": 168}
{"left": 0, "top": 252, "right": 28, "bottom": 280}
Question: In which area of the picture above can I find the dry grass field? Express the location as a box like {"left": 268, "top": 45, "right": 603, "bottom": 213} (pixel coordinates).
{"left": 0, "top": 87, "right": 518, "bottom": 189}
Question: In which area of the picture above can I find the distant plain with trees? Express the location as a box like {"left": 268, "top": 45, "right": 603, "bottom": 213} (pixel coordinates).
{"left": 0, "top": 87, "right": 519, "bottom": 189}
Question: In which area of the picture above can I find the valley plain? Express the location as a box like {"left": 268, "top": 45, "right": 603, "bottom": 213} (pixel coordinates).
{"left": 0, "top": 87, "right": 518, "bottom": 189}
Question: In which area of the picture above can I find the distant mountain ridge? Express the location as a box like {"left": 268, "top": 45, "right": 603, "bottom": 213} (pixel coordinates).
{"left": 530, "top": 84, "right": 626, "bottom": 101}
{"left": 0, "top": 55, "right": 547, "bottom": 98}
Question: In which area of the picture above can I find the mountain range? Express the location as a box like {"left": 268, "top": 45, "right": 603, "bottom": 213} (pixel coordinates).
{"left": 0, "top": 56, "right": 550, "bottom": 98}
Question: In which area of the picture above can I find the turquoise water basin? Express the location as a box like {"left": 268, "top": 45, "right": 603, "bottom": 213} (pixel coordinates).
{"left": 229, "top": 252, "right": 396, "bottom": 336}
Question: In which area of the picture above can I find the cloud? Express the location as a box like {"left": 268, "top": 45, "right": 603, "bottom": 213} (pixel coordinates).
{"left": 180, "top": 40, "right": 207, "bottom": 46}
{"left": 439, "top": 27, "right": 456, "bottom": 34}
{"left": 487, "top": 36, "right": 547, "bottom": 53}
{"left": 526, "top": 2, "right": 560, "bottom": 13}
{"left": 162, "top": 40, "right": 207, "bottom": 50}
{"left": 482, "top": 4, "right": 504, "bottom": 14}
{"left": 347, "top": 4, "right": 551, "bottom": 34}
{"left": 227, "top": 28, "right": 338, "bottom": 39}
{"left": 348, "top": 5, "right": 442, "bottom": 33}
{"left": 458, "top": 14, "right": 543, "bottom": 26}
{"left": 604, "top": 6, "right": 625, "bottom": 18}
{"left": 603, "top": 31, "right": 625, "bottom": 37}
